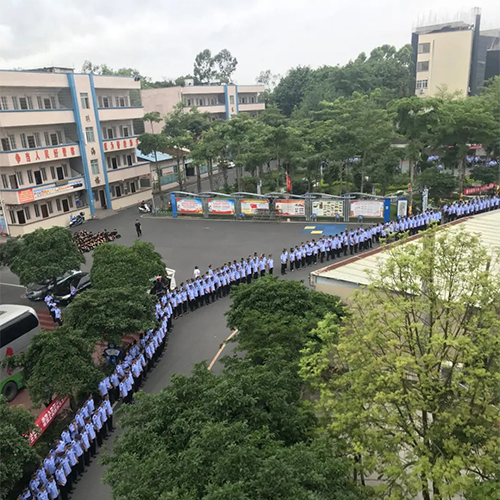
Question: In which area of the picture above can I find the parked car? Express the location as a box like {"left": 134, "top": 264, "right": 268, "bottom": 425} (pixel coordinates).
{"left": 227, "top": 161, "right": 236, "bottom": 169}
{"left": 52, "top": 271, "right": 91, "bottom": 304}
{"left": 26, "top": 270, "right": 81, "bottom": 301}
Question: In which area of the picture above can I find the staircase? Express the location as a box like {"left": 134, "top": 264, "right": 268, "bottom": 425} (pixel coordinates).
{"left": 252, "top": 209, "right": 278, "bottom": 222}
{"left": 38, "top": 310, "right": 56, "bottom": 331}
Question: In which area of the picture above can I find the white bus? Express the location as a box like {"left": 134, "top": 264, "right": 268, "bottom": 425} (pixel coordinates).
{"left": 0, "top": 305, "right": 40, "bottom": 401}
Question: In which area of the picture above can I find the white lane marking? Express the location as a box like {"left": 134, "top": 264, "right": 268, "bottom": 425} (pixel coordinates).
{"left": 0, "top": 282, "right": 25, "bottom": 288}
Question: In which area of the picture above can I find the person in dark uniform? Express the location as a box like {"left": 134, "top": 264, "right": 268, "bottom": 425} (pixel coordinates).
{"left": 135, "top": 219, "right": 142, "bottom": 237}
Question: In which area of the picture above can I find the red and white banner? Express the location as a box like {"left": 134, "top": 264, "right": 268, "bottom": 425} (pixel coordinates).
{"left": 275, "top": 199, "right": 305, "bottom": 217}
{"left": 463, "top": 183, "right": 495, "bottom": 195}
{"left": 28, "top": 396, "right": 69, "bottom": 446}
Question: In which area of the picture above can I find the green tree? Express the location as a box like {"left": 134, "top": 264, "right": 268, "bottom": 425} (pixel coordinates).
{"left": 104, "top": 361, "right": 361, "bottom": 500}
{"left": 431, "top": 97, "right": 497, "bottom": 191}
{"left": 418, "top": 166, "right": 457, "bottom": 202}
{"left": 0, "top": 397, "right": 39, "bottom": 500}
{"left": 193, "top": 49, "right": 216, "bottom": 84}
{"left": 213, "top": 48, "right": 238, "bottom": 83}
{"left": 390, "top": 96, "right": 440, "bottom": 207}
{"left": 273, "top": 66, "right": 313, "bottom": 116}
{"left": 90, "top": 240, "right": 165, "bottom": 290}
{"left": 301, "top": 228, "right": 500, "bottom": 500}
{"left": 163, "top": 103, "right": 194, "bottom": 190}
{"left": 138, "top": 131, "right": 169, "bottom": 195}
{"left": 190, "top": 126, "right": 223, "bottom": 191}
{"left": 0, "top": 227, "right": 85, "bottom": 286}
{"left": 143, "top": 111, "right": 162, "bottom": 134}
{"left": 64, "top": 287, "right": 156, "bottom": 344}
{"left": 5, "top": 326, "right": 102, "bottom": 408}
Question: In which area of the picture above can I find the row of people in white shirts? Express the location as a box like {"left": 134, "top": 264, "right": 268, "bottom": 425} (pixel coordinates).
{"left": 443, "top": 195, "right": 499, "bottom": 218}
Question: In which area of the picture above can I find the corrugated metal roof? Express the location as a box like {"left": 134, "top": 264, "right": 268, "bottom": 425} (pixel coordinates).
{"left": 314, "top": 210, "right": 500, "bottom": 286}
{"left": 136, "top": 148, "right": 174, "bottom": 162}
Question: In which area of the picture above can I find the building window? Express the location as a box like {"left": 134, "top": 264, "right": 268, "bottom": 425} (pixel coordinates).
{"left": 230, "top": 95, "right": 234, "bottom": 105}
{"left": 85, "top": 127, "right": 95, "bottom": 143}
{"left": 20, "top": 134, "right": 27, "bottom": 149}
{"left": 130, "top": 181, "right": 136, "bottom": 193}
{"left": 27, "top": 135, "right": 37, "bottom": 148}
{"left": 9, "top": 211, "right": 16, "bottom": 224}
{"left": 47, "top": 201, "right": 53, "bottom": 214}
{"left": 56, "top": 199, "right": 61, "bottom": 212}
{"left": 50, "top": 166, "right": 56, "bottom": 179}
{"left": 187, "top": 99, "right": 191, "bottom": 106}
{"left": 40, "top": 167, "right": 47, "bottom": 181}
{"left": 416, "top": 79, "right": 429, "bottom": 90}
{"left": 17, "top": 210, "right": 26, "bottom": 224}
{"left": 80, "top": 93, "right": 90, "bottom": 109}
{"left": 24, "top": 207, "right": 31, "bottom": 221}
{"left": 8, "top": 135, "right": 17, "bottom": 150}
{"left": 117, "top": 96, "right": 128, "bottom": 107}
{"left": 19, "top": 97, "right": 34, "bottom": 110}
{"left": 1, "top": 174, "right": 8, "bottom": 188}
{"left": 251, "top": 97, "right": 255, "bottom": 103}
{"left": 12, "top": 97, "right": 19, "bottom": 110}
{"left": 63, "top": 164, "right": 68, "bottom": 177}
{"left": 49, "top": 133, "right": 59, "bottom": 146}
{"left": 0, "top": 96, "right": 8, "bottom": 110}
{"left": 99, "top": 96, "right": 111, "bottom": 108}
{"left": 91, "top": 159, "right": 100, "bottom": 174}
{"left": 418, "top": 42, "right": 431, "bottom": 54}
{"left": 68, "top": 196, "right": 73, "bottom": 208}
{"left": 43, "top": 97, "right": 53, "bottom": 109}
{"left": 34, "top": 204, "right": 40, "bottom": 218}
{"left": 1, "top": 138, "right": 11, "bottom": 151}
{"left": 121, "top": 126, "right": 129, "bottom": 137}
{"left": 27, "top": 170, "right": 33, "bottom": 184}
{"left": 16, "top": 172, "right": 24, "bottom": 186}
{"left": 126, "top": 154, "right": 133, "bottom": 166}
{"left": 417, "top": 61, "right": 429, "bottom": 72}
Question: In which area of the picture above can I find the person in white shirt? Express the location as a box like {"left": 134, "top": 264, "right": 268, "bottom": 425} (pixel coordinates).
{"left": 193, "top": 266, "right": 201, "bottom": 279}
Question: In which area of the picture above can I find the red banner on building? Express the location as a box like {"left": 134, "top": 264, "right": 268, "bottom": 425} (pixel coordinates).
{"left": 28, "top": 396, "right": 69, "bottom": 446}
{"left": 463, "top": 183, "right": 495, "bottom": 195}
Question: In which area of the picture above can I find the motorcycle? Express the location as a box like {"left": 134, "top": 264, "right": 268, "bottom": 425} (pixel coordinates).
{"left": 69, "top": 212, "right": 85, "bottom": 227}
{"left": 138, "top": 202, "right": 152, "bottom": 213}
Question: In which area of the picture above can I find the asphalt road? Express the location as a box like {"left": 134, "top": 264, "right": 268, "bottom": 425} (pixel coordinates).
{"left": 1, "top": 169, "right": 355, "bottom": 500}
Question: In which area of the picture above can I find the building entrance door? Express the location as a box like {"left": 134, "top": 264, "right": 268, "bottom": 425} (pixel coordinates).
{"left": 99, "top": 190, "right": 107, "bottom": 209}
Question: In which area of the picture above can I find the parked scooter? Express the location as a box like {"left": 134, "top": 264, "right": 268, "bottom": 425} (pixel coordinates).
{"left": 138, "top": 201, "right": 152, "bottom": 213}
{"left": 69, "top": 212, "right": 85, "bottom": 227}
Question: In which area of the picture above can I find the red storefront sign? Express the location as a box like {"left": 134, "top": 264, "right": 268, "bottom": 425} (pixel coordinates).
{"left": 28, "top": 396, "right": 69, "bottom": 446}
{"left": 463, "top": 183, "right": 495, "bottom": 195}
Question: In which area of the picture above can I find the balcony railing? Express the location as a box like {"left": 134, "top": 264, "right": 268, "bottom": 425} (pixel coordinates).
{"left": 0, "top": 108, "right": 75, "bottom": 127}
{"left": 0, "top": 175, "right": 85, "bottom": 206}
{"left": 107, "top": 162, "right": 151, "bottom": 183}
{"left": 0, "top": 143, "right": 80, "bottom": 167}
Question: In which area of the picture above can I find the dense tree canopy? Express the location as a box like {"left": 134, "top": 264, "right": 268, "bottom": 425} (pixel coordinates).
{"left": 0, "top": 398, "right": 39, "bottom": 500}
{"left": 5, "top": 326, "right": 102, "bottom": 408}
{"left": 104, "top": 278, "right": 362, "bottom": 500}
{"left": 90, "top": 240, "right": 165, "bottom": 290}
{"left": 301, "top": 228, "right": 500, "bottom": 500}
{"left": 64, "top": 286, "right": 156, "bottom": 344}
{"left": 0, "top": 227, "right": 85, "bottom": 286}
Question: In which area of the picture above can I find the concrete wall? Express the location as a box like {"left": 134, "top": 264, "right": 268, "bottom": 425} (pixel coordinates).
{"left": 141, "top": 88, "right": 182, "bottom": 132}
{"left": 8, "top": 207, "right": 91, "bottom": 236}
{"left": 417, "top": 30, "right": 473, "bottom": 97}
{"left": 111, "top": 189, "right": 151, "bottom": 210}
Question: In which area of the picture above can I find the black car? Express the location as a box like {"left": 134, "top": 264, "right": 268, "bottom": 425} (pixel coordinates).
{"left": 52, "top": 271, "right": 91, "bottom": 304}
{"left": 26, "top": 270, "right": 80, "bottom": 301}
